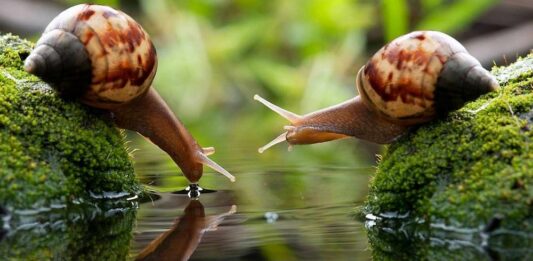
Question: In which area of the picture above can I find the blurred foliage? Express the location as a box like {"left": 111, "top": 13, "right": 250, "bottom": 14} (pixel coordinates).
{"left": 139, "top": 0, "right": 373, "bottom": 118}
{"left": 382, "top": 0, "right": 409, "bottom": 42}
{"left": 52, "top": 0, "right": 499, "bottom": 169}
{"left": 382, "top": 0, "right": 500, "bottom": 41}
{"left": 134, "top": 0, "right": 376, "bottom": 168}
{"left": 416, "top": 0, "right": 499, "bottom": 34}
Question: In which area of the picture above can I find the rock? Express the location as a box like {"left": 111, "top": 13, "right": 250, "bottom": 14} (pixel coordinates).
{"left": 364, "top": 54, "right": 533, "bottom": 259}
{"left": 0, "top": 33, "right": 141, "bottom": 211}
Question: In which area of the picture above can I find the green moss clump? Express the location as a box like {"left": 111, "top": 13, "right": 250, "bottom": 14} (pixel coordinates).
{"left": 364, "top": 54, "right": 533, "bottom": 229}
{"left": 364, "top": 54, "right": 532, "bottom": 260}
{"left": 0, "top": 33, "right": 141, "bottom": 210}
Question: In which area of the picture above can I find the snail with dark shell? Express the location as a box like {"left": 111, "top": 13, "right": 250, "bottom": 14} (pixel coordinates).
{"left": 24, "top": 4, "right": 234, "bottom": 184}
{"left": 255, "top": 31, "right": 500, "bottom": 152}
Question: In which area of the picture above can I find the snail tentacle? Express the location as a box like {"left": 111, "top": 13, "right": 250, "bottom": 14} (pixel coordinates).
{"left": 258, "top": 131, "right": 289, "bottom": 153}
{"left": 202, "top": 147, "right": 215, "bottom": 156}
{"left": 195, "top": 151, "right": 235, "bottom": 182}
{"left": 254, "top": 94, "right": 302, "bottom": 123}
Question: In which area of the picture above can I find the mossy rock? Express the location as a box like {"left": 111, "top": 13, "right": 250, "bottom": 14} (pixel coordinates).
{"left": 364, "top": 54, "right": 533, "bottom": 259}
{"left": 0, "top": 33, "right": 141, "bottom": 211}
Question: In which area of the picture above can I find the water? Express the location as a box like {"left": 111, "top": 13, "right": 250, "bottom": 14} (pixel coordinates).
{"left": 129, "top": 144, "right": 373, "bottom": 260}
{"left": 2, "top": 138, "right": 529, "bottom": 260}
{"left": 127, "top": 140, "right": 533, "bottom": 260}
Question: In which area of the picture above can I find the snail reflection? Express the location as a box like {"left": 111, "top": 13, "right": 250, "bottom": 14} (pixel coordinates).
{"left": 135, "top": 194, "right": 236, "bottom": 261}
{"left": 24, "top": 4, "right": 234, "bottom": 187}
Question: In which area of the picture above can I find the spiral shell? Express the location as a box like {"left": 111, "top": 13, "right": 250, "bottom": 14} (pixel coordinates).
{"left": 24, "top": 4, "right": 157, "bottom": 109}
{"left": 356, "top": 31, "right": 499, "bottom": 125}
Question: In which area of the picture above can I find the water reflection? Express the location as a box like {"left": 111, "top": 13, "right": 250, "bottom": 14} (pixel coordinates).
{"left": 0, "top": 206, "right": 7, "bottom": 242}
{"left": 364, "top": 213, "right": 533, "bottom": 260}
{"left": 0, "top": 202, "right": 136, "bottom": 260}
{"left": 136, "top": 197, "right": 236, "bottom": 260}
{"left": 130, "top": 139, "right": 373, "bottom": 260}
{"left": 132, "top": 191, "right": 242, "bottom": 260}
{"left": 129, "top": 137, "right": 375, "bottom": 260}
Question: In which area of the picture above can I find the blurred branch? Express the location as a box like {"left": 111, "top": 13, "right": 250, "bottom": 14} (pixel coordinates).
{"left": 464, "top": 21, "right": 533, "bottom": 67}
{"left": 0, "top": 0, "right": 63, "bottom": 37}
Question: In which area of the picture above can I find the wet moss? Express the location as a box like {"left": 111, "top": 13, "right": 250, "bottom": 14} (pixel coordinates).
{"left": 0, "top": 206, "right": 136, "bottom": 260}
{"left": 0, "top": 34, "right": 141, "bottom": 210}
{"left": 365, "top": 53, "right": 533, "bottom": 231}
{"left": 365, "top": 216, "right": 531, "bottom": 260}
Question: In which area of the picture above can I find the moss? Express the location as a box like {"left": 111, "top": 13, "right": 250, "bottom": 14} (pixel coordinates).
{"left": 0, "top": 33, "right": 141, "bottom": 211}
{"left": 364, "top": 54, "right": 533, "bottom": 259}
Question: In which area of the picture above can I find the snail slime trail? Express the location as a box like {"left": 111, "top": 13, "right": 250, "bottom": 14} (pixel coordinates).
{"left": 24, "top": 4, "right": 235, "bottom": 184}
{"left": 255, "top": 31, "right": 499, "bottom": 152}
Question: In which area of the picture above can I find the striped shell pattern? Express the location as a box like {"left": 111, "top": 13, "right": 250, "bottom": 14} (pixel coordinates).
{"left": 24, "top": 4, "right": 157, "bottom": 109}
{"left": 356, "top": 31, "right": 498, "bottom": 125}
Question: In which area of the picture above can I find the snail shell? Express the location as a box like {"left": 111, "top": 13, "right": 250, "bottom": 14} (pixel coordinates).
{"left": 254, "top": 31, "right": 500, "bottom": 150}
{"left": 356, "top": 31, "right": 499, "bottom": 125}
{"left": 24, "top": 4, "right": 157, "bottom": 110}
{"left": 24, "top": 4, "right": 234, "bottom": 184}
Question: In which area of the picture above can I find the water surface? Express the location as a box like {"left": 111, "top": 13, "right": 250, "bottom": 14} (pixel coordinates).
{"left": 128, "top": 142, "right": 373, "bottom": 260}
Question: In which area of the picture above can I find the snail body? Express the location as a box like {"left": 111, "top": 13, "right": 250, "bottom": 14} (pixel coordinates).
{"left": 255, "top": 31, "right": 499, "bottom": 151}
{"left": 24, "top": 4, "right": 234, "bottom": 183}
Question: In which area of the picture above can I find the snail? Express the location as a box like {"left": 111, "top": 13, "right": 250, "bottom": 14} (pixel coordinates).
{"left": 23, "top": 4, "right": 234, "bottom": 184}
{"left": 254, "top": 31, "right": 500, "bottom": 152}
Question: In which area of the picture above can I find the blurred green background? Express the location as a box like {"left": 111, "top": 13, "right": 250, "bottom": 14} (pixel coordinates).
{"left": 3, "top": 1, "right": 533, "bottom": 259}
{"left": 2, "top": 0, "right": 531, "bottom": 174}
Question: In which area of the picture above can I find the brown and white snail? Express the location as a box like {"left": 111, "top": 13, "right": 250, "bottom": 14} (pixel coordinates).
{"left": 24, "top": 4, "right": 234, "bottom": 183}
{"left": 255, "top": 31, "right": 500, "bottom": 152}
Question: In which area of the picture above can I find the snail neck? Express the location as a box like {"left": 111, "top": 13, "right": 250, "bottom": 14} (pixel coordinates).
{"left": 110, "top": 88, "right": 234, "bottom": 183}
{"left": 289, "top": 96, "right": 409, "bottom": 144}
{"left": 110, "top": 88, "right": 204, "bottom": 182}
